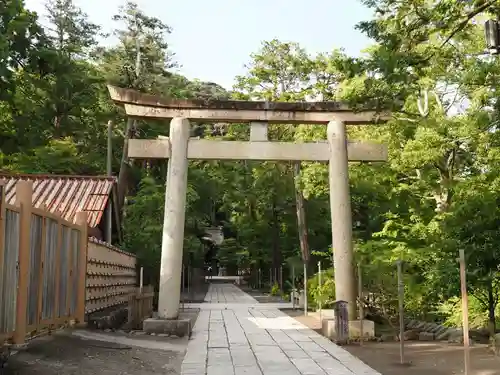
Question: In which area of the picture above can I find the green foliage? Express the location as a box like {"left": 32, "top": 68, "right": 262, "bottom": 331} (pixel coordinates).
{"left": 3, "top": 137, "right": 103, "bottom": 174}
{"left": 123, "top": 171, "right": 205, "bottom": 277}
{"left": 122, "top": 177, "right": 164, "bottom": 276}
{"left": 0, "top": 0, "right": 47, "bottom": 101}
{"left": 439, "top": 296, "right": 500, "bottom": 329}
{"left": 307, "top": 268, "right": 335, "bottom": 310}
{"left": 217, "top": 238, "right": 250, "bottom": 273}
{"left": 270, "top": 282, "right": 280, "bottom": 296}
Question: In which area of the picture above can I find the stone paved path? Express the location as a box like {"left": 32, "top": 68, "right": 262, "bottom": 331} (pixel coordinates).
{"left": 181, "top": 283, "right": 381, "bottom": 375}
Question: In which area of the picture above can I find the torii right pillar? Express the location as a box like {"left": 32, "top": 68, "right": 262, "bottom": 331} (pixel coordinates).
{"left": 327, "top": 119, "right": 356, "bottom": 320}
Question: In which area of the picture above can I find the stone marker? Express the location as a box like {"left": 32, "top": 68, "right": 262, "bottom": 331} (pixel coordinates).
{"left": 419, "top": 332, "right": 435, "bottom": 341}
{"left": 403, "top": 329, "right": 419, "bottom": 341}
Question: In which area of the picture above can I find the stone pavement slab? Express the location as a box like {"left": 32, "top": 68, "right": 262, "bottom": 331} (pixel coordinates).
{"left": 181, "top": 283, "right": 381, "bottom": 375}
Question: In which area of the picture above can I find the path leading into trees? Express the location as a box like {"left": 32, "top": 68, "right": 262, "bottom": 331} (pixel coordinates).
{"left": 181, "top": 283, "right": 381, "bottom": 375}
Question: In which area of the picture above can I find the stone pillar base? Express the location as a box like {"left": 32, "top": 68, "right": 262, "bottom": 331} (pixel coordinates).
{"left": 309, "top": 309, "right": 336, "bottom": 322}
{"left": 322, "top": 319, "right": 375, "bottom": 340}
{"left": 143, "top": 313, "right": 196, "bottom": 338}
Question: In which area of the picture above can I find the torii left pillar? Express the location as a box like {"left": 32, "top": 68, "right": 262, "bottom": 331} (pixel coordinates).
{"left": 157, "top": 117, "right": 190, "bottom": 319}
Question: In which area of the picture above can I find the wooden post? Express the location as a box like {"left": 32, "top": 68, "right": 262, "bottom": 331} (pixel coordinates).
{"left": 318, "top": 261, "right": 322, "bottom": 322}
{"left": 54, "top": 217, "right": 62, "bottom": 320}
{"left": 292, "top": 266, "right": 296, "bottom": 310}
{"left": 36, "top": 217, "right": 47, "bottom": 326}
{"left": 65, "top": 228, "right": 74, "bottom": 317}
{"left": 75, "top": 211, "right": 88, "bottom": 325}
{"left": 181, "top": 265, "right": 185, "bottom": 311}
{"left": 106, "top": 120, "right": 113, "bottom": 243}
{"left": 186, "top": 265, "right": 191, "bottom": 299}
{"left": 279, "top": 265, "right": 283, "bottom": 291}
{"left": 458, "top": 249, "right": 470, "bottom": 375}
{"left": 0, "top": 182, "right": 5, "bottom": 304}
{"left": 139, "top": 267, "right": 144, "bottom": 294}
{"left": 254, "top": 267, "right": 257, "bottom": 289}
{"left": 303, "top": 263, "right": 308, "bottom": 316}
{"left": 358, "top": 263, "right": 364, "bottom": 346}
{"left": 396, "top": 260, "right": 405, "bottom": 364}
{"left": 13, "top": 181, "right": 33, "bottom": 346}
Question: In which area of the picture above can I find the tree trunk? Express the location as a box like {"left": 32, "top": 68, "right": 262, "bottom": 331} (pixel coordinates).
{"left": 487, "top": 280, "right": 496, "bottom": 337}
{"left": 116, "top": 117, "right": 136, "bottom": 213}
{"left": 293, "top": 162, "right": 310, "bottom": 263}
{"left": 117, "top": 18, "right": 142, "bottom": 216}
{"left": 271, "top": 197, "right": 281, "bottom": 284}
{"left": 244, "top": 161, "right": 258, "bottom": 222}
{"left": 53, "top": 114, "right": 62, "bottom": 132}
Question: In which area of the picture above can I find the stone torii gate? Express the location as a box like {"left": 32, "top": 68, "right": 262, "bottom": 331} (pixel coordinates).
{"left": 108, "top": 86, "right": 388, "bottom": 323}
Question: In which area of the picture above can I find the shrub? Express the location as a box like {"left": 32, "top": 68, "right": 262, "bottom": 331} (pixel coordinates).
{"left": 270, "top": 282, "right": 280, "bottom": 296}
{"left": 438, "top": 295, "right": 500, "bottom": 329}
{"left": 307, "top": 268, "right": 335, "bottom": 309}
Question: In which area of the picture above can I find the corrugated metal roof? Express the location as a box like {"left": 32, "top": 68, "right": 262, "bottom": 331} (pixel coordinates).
{"left": 0, "top": 174, "right": 116, "bottom": 228}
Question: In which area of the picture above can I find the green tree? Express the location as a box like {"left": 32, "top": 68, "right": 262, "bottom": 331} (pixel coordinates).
{"left": 442, "top": 176, "right": 500, "bottom": 335}
{"left": 234, "top": 40, "right": 314, "bottom": 269}
{"left": 95, "top": 1, "right": 177, "bottom": 212}
{"left": 0, "top": 0, "right": 47, "bottom": 101}
{"left": 43, "top": 0, "right": 102, "bottom": 132}
{"left": 338, "top": 0, "right": 500, "bottom": 329}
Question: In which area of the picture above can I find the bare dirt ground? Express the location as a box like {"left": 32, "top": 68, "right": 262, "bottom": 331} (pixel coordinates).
{"left": 2, "top": 330, "right": 186, "bottom": 375}
{"left": 285, "top": 310, "right": 500, "bottom": 375}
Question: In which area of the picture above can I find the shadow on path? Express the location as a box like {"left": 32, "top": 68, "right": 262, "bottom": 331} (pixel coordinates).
{"left": 3, "top": 331, "right": 184, "bottom": 375}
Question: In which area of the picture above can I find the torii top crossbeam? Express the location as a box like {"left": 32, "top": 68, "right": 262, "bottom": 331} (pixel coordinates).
{"left": 107, "top": 86, "right": 390, "bottom": 125}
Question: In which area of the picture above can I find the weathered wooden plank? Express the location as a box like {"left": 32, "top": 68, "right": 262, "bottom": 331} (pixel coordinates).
{"left": 122, "top": 103, "right": 389, "bottom": 125}
{"left": 128, "top": 139, "right": 388, "bottom": 162}
{"left": 110, "top": 85, "right": 356, "bottom": 112}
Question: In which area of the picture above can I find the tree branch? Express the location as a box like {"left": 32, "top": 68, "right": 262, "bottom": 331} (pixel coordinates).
{"left": 444, "top": 87, "right": 462, "bottom": 114}
{"left": 415, "top": 0, "right": 498, "bottom": 65}
{"left": 433, "top": 162, "right": 448, "bottom": 177}
{"left": 438, "top": 0, "right": 498, "bottom": 50}
{"left": 433, "top": 91, "right": 443, "bottom": 113}
{"left": 417, "top": 89, "right": 429, "bottom": 117}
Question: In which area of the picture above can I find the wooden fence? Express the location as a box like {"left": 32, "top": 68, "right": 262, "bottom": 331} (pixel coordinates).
{"left": 86, "top": 238, "right": 137, "bottom": 314}
{"left": 127, "top": 285, "right": 154, "bottom": 330}
{"left": 0, "top": 181, "right": 87, "bottom": 346}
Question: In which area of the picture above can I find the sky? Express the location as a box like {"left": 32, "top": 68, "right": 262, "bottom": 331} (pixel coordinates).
{"left": 24, "top": 0, "right": 374, "bottom": 89}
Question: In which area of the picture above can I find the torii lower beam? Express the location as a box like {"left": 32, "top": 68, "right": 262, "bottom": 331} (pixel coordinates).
{"left": 128, "top": 139, "right": 387, "bottom": 162}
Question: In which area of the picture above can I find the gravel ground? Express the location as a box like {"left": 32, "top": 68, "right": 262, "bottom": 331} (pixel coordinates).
{"left": 283, "top": 309, "right": 500, "bottom": 375}
{"left": 3, "top": 331, "right": 186, "bottom": 375}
